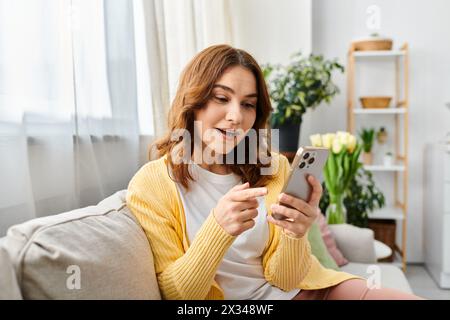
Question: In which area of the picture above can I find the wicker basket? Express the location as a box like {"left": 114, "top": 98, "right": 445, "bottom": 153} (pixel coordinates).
{"left": 353, "top": 39, "right": 393, "bottom": 51}
{"left": 360, "top": 96, "right": 391, "bottom": 109}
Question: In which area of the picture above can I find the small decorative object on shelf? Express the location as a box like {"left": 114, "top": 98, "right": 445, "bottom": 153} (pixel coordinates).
{"left": 310, "top": 131, "right": 362, "bottom": 224}
{"left": 360, "top": 96, "right": 391, "bottom": 109}
{"left": 377, "top": 127, "right": 388, "bottom": 144}
{"left": 383, "top": 152, "right": 393, "bottom": 166}
{"left": 359, "top": 127, "right": 376, "bottom": 165}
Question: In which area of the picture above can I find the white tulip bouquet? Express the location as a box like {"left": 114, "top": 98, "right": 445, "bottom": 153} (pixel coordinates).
{"left": 310, "top": 131, "right": 362, "bottom": 224}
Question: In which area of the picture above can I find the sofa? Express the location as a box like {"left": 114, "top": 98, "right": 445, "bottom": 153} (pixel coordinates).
{"left": 0, "top": 190, "right": 412, "bottom": 300}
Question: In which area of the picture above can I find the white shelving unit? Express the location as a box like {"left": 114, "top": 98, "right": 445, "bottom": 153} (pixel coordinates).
{"left": 354, "top": 108, "right": 406, "bottom": 115}
{"left": 353, "top": 50, "right": 405, "bottom": 58}
{"left": 347, "top": 43, "right": 409, "bottom": 271}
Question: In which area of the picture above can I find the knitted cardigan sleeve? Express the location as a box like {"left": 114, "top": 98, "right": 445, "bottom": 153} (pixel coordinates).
{"left": 126, "top": 160, "right": 235, "bottom": 300}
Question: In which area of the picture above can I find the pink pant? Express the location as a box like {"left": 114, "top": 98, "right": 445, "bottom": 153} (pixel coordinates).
{"left": 292, "top": 279, "right": 423, "bottom": 300}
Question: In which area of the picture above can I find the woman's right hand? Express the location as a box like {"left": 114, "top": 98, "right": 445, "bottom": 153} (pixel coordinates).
{"left": 213, "top": 182, "right": 268, "bottom": 236}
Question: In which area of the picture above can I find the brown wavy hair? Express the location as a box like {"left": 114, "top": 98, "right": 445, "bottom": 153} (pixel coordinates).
{"left": 151, "top": 44, "right": 275, "bottom": 190}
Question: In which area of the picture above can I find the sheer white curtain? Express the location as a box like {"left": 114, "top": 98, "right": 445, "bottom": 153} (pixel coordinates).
{"left": 137, "top": 0, "right": 235, "bottom": 159}
{"left": 0, "top": 0, "right": 145, "bottom": 235}
{"left": 161, "top": 0, "right": 234, "bottom": 100}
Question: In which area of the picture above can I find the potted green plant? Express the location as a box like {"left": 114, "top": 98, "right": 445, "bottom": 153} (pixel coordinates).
{"left": 320, "top": 167, "right": 385, "bottom": 228}
{"left": 359, "top": 127, "right": 376, "bottom": 165}
{"left": 263, "top": 53, "right": 344, "bottom": 152}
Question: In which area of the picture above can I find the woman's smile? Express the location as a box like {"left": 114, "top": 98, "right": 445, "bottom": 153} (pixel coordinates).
{"left": 215, "top": 128, "right": 241, "bottom": 141}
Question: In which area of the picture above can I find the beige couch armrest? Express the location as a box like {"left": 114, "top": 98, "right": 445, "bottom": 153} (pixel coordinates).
{"left": 328, "top": 224, "right": 377, "bottom": 263}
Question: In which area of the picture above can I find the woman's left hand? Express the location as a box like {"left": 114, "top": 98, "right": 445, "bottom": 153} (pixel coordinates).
{"left": 267, "top": 175, "right": 322, "bottom": 239}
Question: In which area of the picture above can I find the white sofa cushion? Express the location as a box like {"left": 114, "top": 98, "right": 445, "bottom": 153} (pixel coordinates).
{"left": 328, "top": 224, "right": 377, "bottom": 263}
{"left": 0, "top": 190, "right": 161, "bottom": 300}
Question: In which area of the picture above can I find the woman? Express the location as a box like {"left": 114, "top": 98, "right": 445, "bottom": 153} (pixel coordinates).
{"left": 126, "top": 45, "right": 421, "bottom": 300}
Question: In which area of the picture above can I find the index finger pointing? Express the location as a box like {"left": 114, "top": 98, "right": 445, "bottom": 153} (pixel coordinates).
{"left": 307, "top": 175, "right": 323, "bottom": 207}
{"left": 232, "top": 182, "right": 249, "bottom": 191}
{"left": 231, "top": 187, "right": 268, "bottom": 201}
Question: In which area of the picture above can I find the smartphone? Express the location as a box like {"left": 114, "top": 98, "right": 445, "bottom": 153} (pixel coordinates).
{"left": 272, "top": 146, "right": 329, "bottom": 221}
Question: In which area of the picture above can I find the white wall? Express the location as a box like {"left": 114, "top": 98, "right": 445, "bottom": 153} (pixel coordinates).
{"left": 230, "top": 0, "right": 311, "bottom": 65}
{"left": 309, "top": 0, "right": 450, "bottom": 262}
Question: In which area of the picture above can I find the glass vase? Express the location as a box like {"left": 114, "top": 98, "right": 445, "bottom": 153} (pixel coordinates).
{"left": 326, "top": 193, "right": 347, "bottom": 224}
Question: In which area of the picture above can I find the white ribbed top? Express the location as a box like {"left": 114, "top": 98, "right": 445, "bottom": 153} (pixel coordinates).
{"left": 175, "top": 162, "right": 300, "bottom": 300}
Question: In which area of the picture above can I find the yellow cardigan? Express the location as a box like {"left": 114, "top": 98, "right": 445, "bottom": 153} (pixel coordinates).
{"left": 126, "top": 153, "right": 360, "bottom": 300}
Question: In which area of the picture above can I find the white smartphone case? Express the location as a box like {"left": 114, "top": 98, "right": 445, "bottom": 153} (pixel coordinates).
{"left": 272, "top": 147, "right": 329, "bottom": 220}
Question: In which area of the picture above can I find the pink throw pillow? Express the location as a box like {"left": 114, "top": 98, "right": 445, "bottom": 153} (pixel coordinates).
{"left": 316, "top": 213, "right": 349, "bottom": 267}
